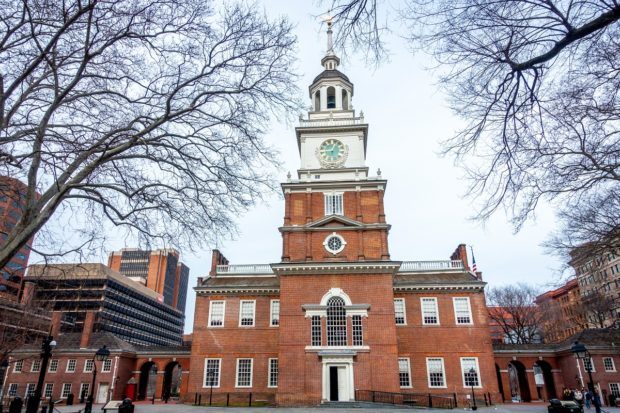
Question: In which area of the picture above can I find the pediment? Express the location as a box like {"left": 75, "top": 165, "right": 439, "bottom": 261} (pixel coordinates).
{"left": 306, "top": 215, "right": 364, "bottom": 228}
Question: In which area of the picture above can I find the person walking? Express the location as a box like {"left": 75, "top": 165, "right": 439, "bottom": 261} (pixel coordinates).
{"left": 593, "top": 389, "right": 602, "bottom": 413}
{"left": 585, "top": 389, "right": 593, "bottom": 409}
{"left": 575, "top": 389, "right": 584, "bottom": 407}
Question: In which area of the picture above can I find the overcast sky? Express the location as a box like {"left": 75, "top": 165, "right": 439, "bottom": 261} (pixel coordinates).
{"left": 89, "top": 2, "right": 566, "bottom": 333}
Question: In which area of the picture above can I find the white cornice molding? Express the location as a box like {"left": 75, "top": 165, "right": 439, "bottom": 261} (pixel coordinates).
{"left": 281, "top": 179, "right": 387, "bottom": 193}
{"left": 272, "top": 261, "right": 401, "bottom": 276}
{"left": 393, "top": 283, "right": 485, "bottom": 292}
{"left": 195, "top": 287, "right": 280, "bottom": 296}
{"left": 279, "top": 223, "right": 391, "bottom": 233}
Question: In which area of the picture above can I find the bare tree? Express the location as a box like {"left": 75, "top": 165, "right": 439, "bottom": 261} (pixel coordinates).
{"left": 576, "top": 291, "right": 617, "bottom": 329}
{"left": 322, "top": 0, "right": 620, "bottom": 257}
{"left": 487, "top": 284, "right": 544, "bottom": 344}
{"left": 0, "top": 298, "right": 52, "bottom": 361}
{"left": 0, "top": 0, "right": 300, "bottom": 267}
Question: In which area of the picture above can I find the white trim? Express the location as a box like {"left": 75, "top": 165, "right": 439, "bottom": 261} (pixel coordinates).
{"left": 324, "top": 192, "right": 344, "bottom": 216}
{"left": 235, "top": 358, "right": 253, "bottom": 388}
{"left": 268, "top": 358, "right": 278, "bottom": 388}
{"left": 421, "top": 297, "right": 440, "bottom": 325}
{"left": 238, "top": 300, "right": 256, "bottom": 327}
{"left": 584, "top": 357, "right": 596, "bottom": 372}
{"left": 609, "top": 383, "right": 620, "bottom": 397}
{"left": 208, "top": 300, "right": 225, "bottom": 328}
{"left": 394, "top": 298, "right": 407, "bottom": 325}
{"left": 453, "top": 297, "right": 473, "bottom": 325}
{"left": 102, "top": 358, "right": 112, "bottom": 373}
{"left": 66, "top": 359, "right": 77, "bottom": 373}
{"left": 604, "top": 357, "right": 616, "bottom": 372}
{"left": 460, "top": 357, "right": 482, "bottom": 388}
{"left": 323, "top": 232, "right": 347, "bottom": 255}
{"left": 426, "top": 357, "right": 447, "bottom": 388}
{"left": 398, "top": 357, "right": 412, "bottom": 388}
{"left": 61, "top": 383, "right": 72, "bottom": 399}
{"left": 44, "top": 383, "right": 54, "bottom": 398}
{"left": 84, "top": 359, "right": 94, "bottom": 373}
{"left": 48, "top": 359, "right": 59, "bottom": 373}
{"left": 30, "top": 359, "right": 41, "bottom": 373}
{"left": 320, "top": 288, "right": 353, "bottom": 306}
{"left": 202, "top": 358, "right": 221, "bottom": 388}
{"left": 25, "top": 383, "right": 35, "bottom": 398}
{"left": 270, "top": 300, "right": 280, "bottom": 327}
{"left": 13, "top": 360, "right": 23, "bottom": 373}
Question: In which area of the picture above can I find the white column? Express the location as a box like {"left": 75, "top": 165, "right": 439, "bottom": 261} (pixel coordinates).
{"left": 335, "top": 86, "right": 342, "bottom": 110}
{"left": 320, "top": 87, "right": 327, "bottom": 111}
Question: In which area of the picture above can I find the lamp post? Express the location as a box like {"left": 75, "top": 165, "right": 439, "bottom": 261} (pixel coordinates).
{"left": 84, "top": 346, "right": 110, "bottom": 413}
{"left": 0, "top": 358, "right": 9, "bottom": 413}
{"left": 205, "top": 369, "right": 215, "bottom": 406}
{"left": 571, "top": 341, "right": 595, "bottom": 393}
{"left": 469, "top": 367, "right": 478, "bottom": 411}
{"left": 25, "top": 336, "right": 57, "bottom": 413}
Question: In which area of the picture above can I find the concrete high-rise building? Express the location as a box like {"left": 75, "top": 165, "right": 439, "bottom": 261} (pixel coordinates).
{"left": 0, "top": 176, "right": 34, "bottom": 301}
{"left": 108, "top": 248, "right": 189, "bottom": 312}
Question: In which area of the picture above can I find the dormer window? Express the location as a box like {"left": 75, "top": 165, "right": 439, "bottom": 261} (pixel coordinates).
{"left": 327, "top": 87, "right": 336, "bottom": 109}
{"left": 324, "top": 193, "right": 343, "bottom": 215}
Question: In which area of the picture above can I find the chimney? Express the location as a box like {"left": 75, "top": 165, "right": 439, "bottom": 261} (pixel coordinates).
{"left": 20, "top": 281, "right": 36, "bottom": 305}
{"left": 80, "top": 311, "right": 96, "bottom": 349}
{"left": 209, "top": 249, "right": 229, "bottom": 277}
{"left": 50, "top": 311, "right": 63, "bottom": 338}
{"left": 450, "top": 244, "right": 470, "bottom": 271}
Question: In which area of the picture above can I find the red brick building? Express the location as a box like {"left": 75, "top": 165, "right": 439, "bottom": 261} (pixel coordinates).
{"left": 186, "top": 24, "right": 500, "bottom": 407}
{"left": 535, "top": 279, "right": 583, "bottom": 343}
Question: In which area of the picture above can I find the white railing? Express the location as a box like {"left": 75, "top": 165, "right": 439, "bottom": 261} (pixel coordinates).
{"left": 399, "top": 260, "right": 464, "bottom": 272}
{"left": 216, "top": 264, "right": 273, "bottom": 275}
{"left": 298, "top": 116, "right": 365, "bottom": 128}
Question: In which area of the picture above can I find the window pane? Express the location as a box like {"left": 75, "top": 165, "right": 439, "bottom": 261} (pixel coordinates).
{"left": 394, "top": 299, "right": 406, "bottom": 325}
{"left": 352, "top": 315, "right": 363, "bottom": 346}
{"left": 209, "top": 301, "right": 224, "bottom": 326}
{"left": 427, "top": 358, "right": 445, "bottom": 387}
{"left": 327, "top": 297, "right": 347, "bottom": 346}
{"left": 399, "top": 358, "right": 411, "bottom": 387}
{"left": 311, "top": 315, "right": 322, "bottom": 346}
{"left": 271, "top": 300, "right": 280, "bottom": 326}
{"left": 454, "top": 298, "right": 472, "bottom": 324}
{"left": 461, "top": 358, "right": 480, "bottom": 387}
{"left": 204, "top": 359, "right": 220, "bottom": 387}
{"left": 269, "top": 359, "right": 278, "bottom": 388}
{"left": 236, "top": 359, "right": 253, "bottom": 387}
{"left": 240, "top": 301, "right": 255, "bottom": 326}
{"left": 422, "top": 298, "right": 439, "bottom": 324}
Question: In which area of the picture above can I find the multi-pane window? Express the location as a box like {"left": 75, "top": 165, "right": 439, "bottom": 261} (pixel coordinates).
{"left": 61, "top": 383, "right": 72, "bottom": 398}
{"left": 239, "top": 300, "right": 256, "bottom": 327}
{"left": 584, "top": 357, "right": 595, "bottom": 372}
{"left": 268, "top": 358, "right": 279, "bottom": 388}
{"left": 399, "top": 358, "right": 412, "bottom": 388}
{"left": 270, "top": 300, "right": 280, "bottom": 326}
{"left": 394, "top": 298, "right": 406, "bottom": 325}
{"left": 352, "top": 315, "right": 363, "bottom": 346}
{"left": 453, "top": 297, "right": 473, "bottom": 324}
{"left": 204, "top": 359, "right": 221, "bottom": 388}
{"left": 8, "top": 384, "right": 18, "bottom": 397}
{"left": 421, "top": 298, "right": 439, "bottom": 325}
{"left": 80, "top": 383, "right": 90, "bottom": 398}
{"left": 31, "top": 359, "right": 41, "bottom": 372}
{"left": 25, "top": 383, "right": 35, "bottom": 397}
{"left": 67, "top": 359, "right": 77, "bottom": 373}
{"left": 311, "top": 315, "right": 322, "bottom": 346}
{"left": 236, "top": 359, "right": 253, "bottom": 388}
{"left": 610, "top": 383, "right": 620, "bottom": 397}
{"left": 427, "top": 358, "right": 446, "bottom": 387}
{"left": 84, "top": 359, "right": 94, "bottom": 373}
{"left": 604, "top": 358, "right": 616, "bottom": 372}
{"left": 102, "top": 359, "right": 112, "bottom": 372}
{"left": 324, "top": 193, "right": 344, "bottom": 216}
{"left": 461, "top": 358, "right": 481, "bottom": 387}
{"left": 209, "top": 301, "right": 225, "bottom": 327}
{"left": 49, "top": 359, "right": 59, "bottom": 372}
{"left": 13, "top": 360, "right": 23, "bottom": 372}
{"left": 44, "top": 383, "right": 54, "bottom": 398}
{"left": 327, "top": 297, "right": 347, "bottom": 346}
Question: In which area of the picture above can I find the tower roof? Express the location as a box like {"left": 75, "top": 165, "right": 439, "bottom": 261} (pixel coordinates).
{"left": 312, "top": 68, "right": 350, "bottom": 84}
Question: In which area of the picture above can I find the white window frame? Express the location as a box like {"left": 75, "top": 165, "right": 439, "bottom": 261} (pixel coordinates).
{"left": 66, "top": 359, "right": 77, "bottom": 373}
{"left": 61, "top": 383, "right": 72, "bottom": 399}
{"left": 268, "top": 358, "right": 278, "bottom": 388}
{"left": 8, "top": 384, "right": 18, "bottom": 397}
{"left": 610, "top": 383, "right": 620, "bottom": 397}
{"left": 394, "top": 298, "right": 407, "bottom": 325}
{"left": 426, "top": 357, "right": 447, "bottom": 388}
{"left": 270, "top": 300, "right": 280, "bottom": 327}
{"left": 84, "top": 359, "right": 94, "bottom": 373}
{"left": 239, "top": 300, "right": 256, "bottom": 327}
{"left": 453, "top": 297, "right": 473, "bottom": 325}
{"left": 421, "top": 297, "right": 440, "bottom": 325}
{"left": 208, "top": 300, "right": 225, "bottom": 328}
{"left": 584, "top": 357, "right": 596, "bottom": 372}
{"left": 25, "top": 383, "right": 35, "bottom": 397}
{"left": 398, "top": 358, "right": 412, "bottom": 388}
{"left": 13, "top": 360, "right": 23, "bottom": 373}
{"left": 324, "top": 192, "right": 344, "bottom": 216}
{"left": 460, "top": 357, "right": 482, "bottom": 388}
{"left": 44, "top": 383, "right": 54, "bottom": 398}
{"left": 235, "top": 358, "right": 253, "bottom": 388}
{"left": 79, "top": 383, "right": 90, "bottom": 399}
{"left": 604, "top": 357, "right": 616, "bottom": 372}
{"left": 102, "top": 359, "right": 112, "bottom": 373}
{"left": 48, "top": 359, "right": 59, "bottom": 373}
{"left": 203, "top": 358, "right": 221, "bottom": 388}
{"left": 31, "top": 359, "right": 41, "bottom": 373}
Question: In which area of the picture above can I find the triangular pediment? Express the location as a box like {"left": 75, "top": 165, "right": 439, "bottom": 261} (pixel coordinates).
{"left": 306, "top": 215, "right": 364, "bottom": 228}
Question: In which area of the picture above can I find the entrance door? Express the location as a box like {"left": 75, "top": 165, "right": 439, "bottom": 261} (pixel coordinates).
{"left": 97, "top": 383, "right": 109, "bottom": 404}
{"left": 329, "top": 367, "right": 339, "bottom": 401}
{"left": 337, "top": 367, "right": 348, "bottom": 401}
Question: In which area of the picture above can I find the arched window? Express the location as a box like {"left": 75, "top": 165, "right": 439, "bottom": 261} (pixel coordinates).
{"left": 327, "top": 297, "right": 347, "bottom": 346}
{"left": 326, "top": 86, "right": 336, "bottom": 109}
{"left": 314, "top": 91, "right": 321, "bottom": 111}
{"left": 342, "top": 89, "right": 348, "bottom": 110}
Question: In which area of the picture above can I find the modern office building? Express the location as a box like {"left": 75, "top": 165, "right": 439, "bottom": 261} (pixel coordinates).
{"left": 25, "top": 263, "right": 184, "bottom": 346}
{"left": 108, "top": 248, "right": 189, "bottom": 312}
{"left": 0, "top": 176, "right": 34, "bottom": 301}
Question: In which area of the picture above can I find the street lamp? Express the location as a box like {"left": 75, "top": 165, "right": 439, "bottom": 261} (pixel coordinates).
{"left": 468, "top": 367, "right": 478, "bottom": 411}
{"left": 571, "top": 341, "right": 595, "bottom": 393}
{"left": 205, "top": 369, "right": 216, "bottom": 406}
{"left": 84, "top": 346, "right": 110, "bottom": 413}
{"left": 25, "top": 336, "right": 57, "bottom": 413}
{"left": 0, "top": 358, "right": 9, "bottom": 413}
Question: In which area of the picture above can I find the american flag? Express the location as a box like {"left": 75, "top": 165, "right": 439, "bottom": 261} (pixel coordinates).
{"left": 470, "top": 246, "right": 478, "bottom": 272}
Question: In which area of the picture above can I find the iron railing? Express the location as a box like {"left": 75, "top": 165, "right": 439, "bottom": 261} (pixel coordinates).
{"left": 355, "top": 390, "right": 456, "bottom": 409}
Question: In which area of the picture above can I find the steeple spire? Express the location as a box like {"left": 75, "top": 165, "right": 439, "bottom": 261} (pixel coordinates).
{"left": 326, "top": 17, "right": 334, "bottom": 53}
{"left": 321, "top": 16, "right": 340, "bottom": 71}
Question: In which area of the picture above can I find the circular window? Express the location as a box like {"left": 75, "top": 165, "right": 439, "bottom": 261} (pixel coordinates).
{"left": 323, "top": 232, "right": 346, "bottom": 254}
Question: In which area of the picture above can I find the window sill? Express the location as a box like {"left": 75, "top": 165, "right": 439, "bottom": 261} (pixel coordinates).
{"left": 305, "top": 345, "right": 370, "bottom": 352}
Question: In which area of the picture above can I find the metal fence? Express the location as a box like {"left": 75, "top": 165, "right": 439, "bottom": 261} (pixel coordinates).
{"left": 355, "top": 390, "right": 456, "bottom": 408}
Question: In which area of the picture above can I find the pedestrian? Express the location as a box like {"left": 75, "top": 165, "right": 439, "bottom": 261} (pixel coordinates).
{"left": 563, "top": 388, "right": 573, "bottom": 400}
{"left": 575, "top": 389, "right": 584, "bottom": 406}
{"left": 585, "top": 389, "right": 593, "bottom": 409}
{"left": 593, "top": 389, "right": 602, "bottom": 413}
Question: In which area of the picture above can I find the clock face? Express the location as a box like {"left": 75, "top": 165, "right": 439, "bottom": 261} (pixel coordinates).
{"left": 318, "top": 139, "right": 347, "bottom": 167}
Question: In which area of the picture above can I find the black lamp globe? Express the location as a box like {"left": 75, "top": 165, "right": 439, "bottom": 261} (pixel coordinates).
{"left": 95, "top": 345, "right": 110, "bottom": 362}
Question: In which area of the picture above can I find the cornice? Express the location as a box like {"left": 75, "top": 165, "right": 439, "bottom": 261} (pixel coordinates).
{"left": 281, "top": 179, "right": 387, "bottom": 192}
{"left": 279, "top": 223, "right": 391, "bottom": 233}
{"left": 393, "top": 283, "right": 486, "bottom": 293}
{"left": 272, "top": 261, "right": 400, "bottom": 276}
{"left": 195, "top": 287, "right": 280, "bottom": 296}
